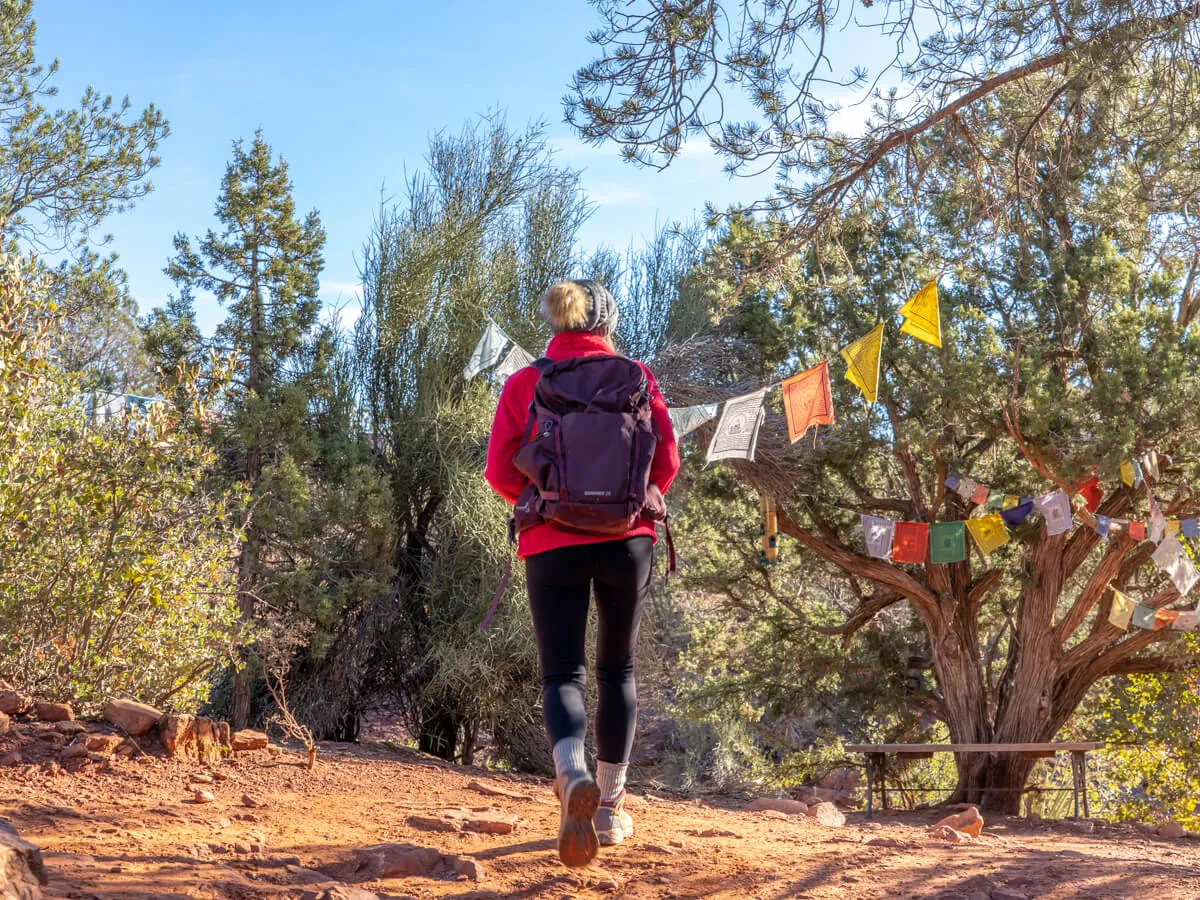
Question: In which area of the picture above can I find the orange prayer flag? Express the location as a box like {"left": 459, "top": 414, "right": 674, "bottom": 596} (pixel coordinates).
{"left": 782, "top": 362, "right": 834, "bottom": 443}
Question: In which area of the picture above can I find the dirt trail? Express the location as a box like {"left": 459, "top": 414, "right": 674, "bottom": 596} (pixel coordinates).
{"left": 3, "top": 740, "right": 1198, "bottom": 900}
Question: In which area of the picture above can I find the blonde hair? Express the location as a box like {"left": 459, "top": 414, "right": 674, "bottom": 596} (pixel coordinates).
{"left": 540, "top": 280, "right": 592, "bottom": 333}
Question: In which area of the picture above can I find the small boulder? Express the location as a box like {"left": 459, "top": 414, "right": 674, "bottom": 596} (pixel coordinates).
{"left": 806, "top": 801, "right": 846, "bottom": 828}
{"left": 0, "top": 711, "right": 8, "bottom": 736}
{"left": 34, "top": 701, "right": 73, "bottom": 722}
{"left": 160, "top": 714, "right": 195, "bottom": 757}
{"left": 451, "top": 856, "right": 485, "bottom": 881}
{"left": 301, "top": 887, "right": 382, "bottom": 900}
{"left": 0, "top": 691, "right": 28, "bottom": 716}
{"left": 929, "top": 824, "right": 968, "bottom": 842}
{"left": 0, "top": 819, "right": 47, "bottom": 894}
{"left": 101, "top": 699, "right": 162, "bottom": 736}
{"left": 231, "top": 730, "right": 268, "bottom": 752}
{"left": 54, "top": 721, "right": 86, "bottom": 736}
{"left": 194, "top": 790, "right": 215, "bottom": 804}
{"left": 360, "top": 843, "right": 441, "bottom": 878}
{"left": 932, "top": 805, "right": 983, "bottom": 838}
{"left": 191, "top": 773, "right": 214, "bottom": 785}
{"left": 1157, "top": 821, "right": 1186, "bottom": 839}
{"left": 84, "top": 734, "right": 123, "bottom": 755}
{"left": 1065, "top": 818, "right": 1094, "bottom": 835}
{"left": 746, "top": 797, "right": 809, "bottom": 816}
{"left": 408, "top": 814, "right": 461, "bottom": 833}
{"left": 0, "top": 752, "right": 21, "bottom": 767}
{"left": 241, "top": 794, "right": 265, "bottom": 808}
{"left": 59, "top": 743, "right": 89, "bottom": 761}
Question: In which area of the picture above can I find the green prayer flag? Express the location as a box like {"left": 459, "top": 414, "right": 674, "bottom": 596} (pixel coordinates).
{"left": 987, "top": 491, "right": 1006, "bottom": 510}
{"left": 930, "top": 521, "right": 967, "bottom": 564}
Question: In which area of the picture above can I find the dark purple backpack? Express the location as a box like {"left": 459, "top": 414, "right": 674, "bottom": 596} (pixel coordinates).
{"left": 511, "top": 355, "right": 661, "bottom": 536}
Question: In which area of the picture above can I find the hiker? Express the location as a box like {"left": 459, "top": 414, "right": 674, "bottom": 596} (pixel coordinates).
{"left": 484, "top": 279, "right": 680, "bottom": 867}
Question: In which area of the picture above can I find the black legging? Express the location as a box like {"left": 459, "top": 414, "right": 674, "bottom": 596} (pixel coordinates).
{"left": 525, "top": 536, "right": 653, "bottom": 765}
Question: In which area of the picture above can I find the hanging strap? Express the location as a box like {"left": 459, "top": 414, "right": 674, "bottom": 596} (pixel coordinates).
{"left": 478, "top": 557, "right": 512, "bottom": 631}
{"left": 663, "top": 516, "right": 678, "bottom": 577}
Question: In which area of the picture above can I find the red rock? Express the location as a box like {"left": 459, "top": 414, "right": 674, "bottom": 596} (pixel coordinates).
{"left": 0, "top": 820, "right": 46, "bottom": 894}
{"left": 231, "top": 730, "right": 268, "bottom": 752}
{"left": 0, "top": 711, "right": 8, "bottom": 736}
{"left": 101, "top": 699, "right": 162, "bottom": 736}
{"left": 59, "top": 743, "right": 89, "bottom": 760}
{"left": 194, "top": 790, "right": 215, "bottom": 804}
{"left": 54, "top": 721, "right": 86, "bottom": 736}
{"left": 0, "top": 751, "right": 20, "bottom": 767}
{"left": 929, "top": 824, "right": 968, "bottom": 842}
{"left": 160, "top": 714, "right": 195, "bottom": 757}
{"left": 746, "top": 797, "right": 808, "bottom": 816}
{"left": 85, "top": 734, "right": 123, "bottom": 755}
{"left": 1157, "top": 821, "right": 1186, "bottom": 839}
{"left": 462, "top": 812, "right": 517, "bottom": 835}
{"left": 408, "top": 814, "right": 461, "bottom": 832}
{"left": 34, "top": 701, "right": 73, "bottom": 722}
{"left": 932, "top": 805, "right": 983, "bottom": 838}
{"left": 806, "top": 801, "right": 846, "bottom": 827}
{"left": 0, "top": 690, "right": 28, "bottom": 715}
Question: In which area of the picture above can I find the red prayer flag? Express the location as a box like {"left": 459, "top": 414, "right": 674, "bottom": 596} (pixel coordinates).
{"left": 892, "top": 522, "right": 929, "bottom": 564}
{"left": 1129, "top": 520, "right": 1146, "bottom": 541}
{"left": 782, "top": 362, "right": 834, "bottom": 443}
{"left": 1077, "top": 475, "right": 1102, "bottom": 513}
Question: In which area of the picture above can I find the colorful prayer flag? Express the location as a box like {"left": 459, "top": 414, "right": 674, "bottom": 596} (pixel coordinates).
{"left": 898, "top": 280, "right": 942, "bottom": 348}
{"left": 463, "top": 322, "right": 510, "bottom": 380}
{"left": 782, "top": 362, "right": 834, "bottom": 443}
{"left": 892, "top": 522, "right": 929, "bottom": 564}
{"left": 1130, "top": 603, "right": 1157, "bottom": 630}
{"left": 861, "top": 515, "right": 895, "bottom": 560}
{"left": 1094, "top": 515, "right": 1111, "bottom": 537}
{"left": 1129, "top": 520, "right": 1147, "bottom": 542}
{"left": 930, "top": 521, "right": 967, "bottom": 564}
{"left": 492, "top": 343, "right": 537, "bottom": 383}
{"left": 1120, "top": 458, "right": 1143, "bottom": 488}
{"left": 1003, "top": 494, "right": 1021, "bottom": 510}
{"left": 668, "top": 403, "right": 719, "bottom": 439}
{"left": 841, "top": 323, "right": 885, "bottom": 404}
{"left": 1141, "top": 450, "right": 1160, "bottom": 482}
{"left": 1076, "top": 476, "right": 1102, "bottom": 513}
{"left": 1172, "top": 610, "right": 1200, "bottom": 631}
{"left": 1154, "top": 609, "right": 1179, "bottom": 630}
{"left": 967, "top": 515, "right": 1010, "bottom": 555}
{"left": 970, "top": 483, "right": 991, "bottom": 506}
{"left": 1151, "top": 534, "right": 1200, "bottom": 597}
{"left": 986, "top": 491, "right": 1006, "bottom": 510}
{"left": 1184, "top": 519, "right": 1200, "bottom": 539}
{"left": 1167, "top": 520, "right": 1181, "bottom": 538}
{"left": 1109, "top": 589, "right": 1136, "bottom": 631}
{"left": 1001, "top": 500, "right": 1035, "bottom": 527}
{"left": 706, "top": 390, "right": 766, "bottom": 463}
{"left": 954, "top": 475, "right": 979, "bottom": 501}
{"left": 1035, "top": 488, "right": 1073, "bottom": 536}
{"left": 945, "top": 472, "right": 961, "bottom": 492}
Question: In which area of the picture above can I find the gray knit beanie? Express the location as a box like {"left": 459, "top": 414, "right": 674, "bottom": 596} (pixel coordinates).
{"left": 572, "top": 279, "right": 619, "bottom": 336}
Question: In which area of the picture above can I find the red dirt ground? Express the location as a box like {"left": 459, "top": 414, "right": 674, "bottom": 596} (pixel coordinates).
{"left": 3, "top": 738, "right": 1198, "bottom": 900}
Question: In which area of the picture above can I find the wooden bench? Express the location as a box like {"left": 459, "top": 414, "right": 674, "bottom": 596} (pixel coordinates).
{"left": 845, "top": 742, "right": 1105, "bottom": 819}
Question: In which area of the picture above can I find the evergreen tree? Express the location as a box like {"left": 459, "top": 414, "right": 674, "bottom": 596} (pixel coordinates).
{"left": 163, "top": 131, "right": 327, "bottom": 729}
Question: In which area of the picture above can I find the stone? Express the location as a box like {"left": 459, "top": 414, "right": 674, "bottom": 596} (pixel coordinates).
{"left": 301, "top": 887, "right": 382, "bottom": 900}
{"left": 0, "top": 712, "right": 7, "bottom": 737}
{"left": 866, "top": 837, "right": 910, "bottom": 848}
{"left": 360, "top": 843, "right": 442, "bottom": 878}
{"left": 462, "top": 813, "right": 517, "bottom": 835}
{"left": 1157, "top": 821, "right": 1186, "bottom": 839}
{"left": 451, "top": 856, "right": 485, "bottom": 881}
{"left": 159, "top": 714, "right": 195, "bottom": 757}
{"left": 0, "top": 691, "right": 28, "bottom": 716}
{"left": 101, "top": 699, "right": 162, "bottom": 736}
{"left": 191, "top": 773, "right": 214, "bottom": 784}
{"left": 990, "top": 890, "right": 1030, "bottom": 900}
{"left": 194, "top": 790, "right": 215, "bottom": 804}
{"left": 929, "top": 825, "right": 968, "bottom": 842}
{"left": 84, "top": 734, "right": 123, "bottom": 755}
{"left": 746, "top": 797, "right": 809, "bottom": 816}
{"left": 59, "top": 744, "right": 89, "bottom": 761}
{"left": 0, "top": 819, "right": 47, "bottom": 896}
{"left": 596, "top": 877, "right": 620, "bottom": 892}
{"left": 0, "top": 753, "right": 20, "bottom": 768}
{"left": 114, "top": 740, "right": 136, "bottom": 758}
{"left": 1065, "top": 818, "right": 1094, "bottom": 835}
{"left": 54, "top": 721, "right": 86, "bottom": 736}
{"left": 466, "top": 779, "right": 530, "bottom": 801}
{"left": 241, "top": 794, "right": 265, "bottom": 808}
{"left": 408, "top": 814, "right": 461, "bottom": 833}
{"left": 933, "top": 805, "right": 984, "bottom": 838}
{"left": 231, "top": 729, "right": 269, "bottom": 752}
{"left": 33, "top": 702, "right": 72, "bottom": 723}
{"left": 285, "top": 864, "right": 331, "bottom": 884}
{"left": 806, "top": 801, "right": 846, "bottom": 828}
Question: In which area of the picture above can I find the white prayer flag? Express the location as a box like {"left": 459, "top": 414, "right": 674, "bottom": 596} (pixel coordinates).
{"left": 1152, "top": 534, "right": 1200, "bottom": 597}
{"left": 861, "top": 515, "right": 895, "bottom": 560}
{"left": 1034, "top": 488, "right": 1073, "bottom": 536}
{"left": 668, "top": 404, "right": 719, "bottom": 439}
{"left": 954, "top": 475, "right": 979, "bottom": 501}
{"left": 463, "top": 322, "right": 510, "bottom": 380}
{"left": 1172, "top": 610, "right": 1200, "bottom": 631}
{"left": 1148, "top": 491, "right": 1167, "bottom": 545}
{"left": 705, "top": 390, "right": 766, "bottom": 463}
{"left": 492, "top": 343, "right": 537, "bottom": 383}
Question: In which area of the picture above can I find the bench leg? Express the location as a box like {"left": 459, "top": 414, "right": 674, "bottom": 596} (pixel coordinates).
{"left": 865, "top": 756, "right": 874, "bottom": 820}
{"left": 1072, "top": 751, "right": 1090, "bottom": 819}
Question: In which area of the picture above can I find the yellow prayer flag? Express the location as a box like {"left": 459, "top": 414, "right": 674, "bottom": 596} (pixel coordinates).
{"left": 966, "top": 514, "right": 1009, "bottom": 556}
{"left": 1109, "top": 589, "right": 1135, "bottom": 631}
{"left": 1003, "top": 494, "right": 1020, "bottom": 510}
{"left": 1120, "top": 459, "right": 1137, "bottom": 487}
{"left": 841, "top": 323, "right": 885, "bottom": 404}
{"left": 1167, "top": 519, "right": 1181, "bottom": 538}
{"left": 898, "top": 280, "right": 942, "bottom": 349}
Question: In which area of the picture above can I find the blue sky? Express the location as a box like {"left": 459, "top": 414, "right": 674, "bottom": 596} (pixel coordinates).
{"left": 33, "top": 2, "right": 882, "bottom": 334}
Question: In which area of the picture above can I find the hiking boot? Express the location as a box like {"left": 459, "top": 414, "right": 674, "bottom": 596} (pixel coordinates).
{"left": 553, "top": 770, "right": 601, "bottom": 867}
{"left": 595, "top": 790, "right": 634, "bottom": 846}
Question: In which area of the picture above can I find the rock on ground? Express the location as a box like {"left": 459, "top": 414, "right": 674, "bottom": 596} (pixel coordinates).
{"left": 324, "top": 842, "right": 485, "bottom": 883}
{"left": 33, "top": 702, "right": 72, "bottom": 723}
{"left": 0, "top": 692, "right": 27, "bottom": 716}
{"left": 1157, "top": 821, "right": 1186, "bottom": 839}
{"left": 806, "top": 801, "right": 846, "bottom": 828}
{"left": 231, "top": 729, "right": 268, "bottom": 752}
{"left": 159, "top": 714, "right": 194, "bottom": 757}
{"left": 0, "top": 819, "right": 47, "bottom": 899}
{"left": 746, "top": 798, "right": 809, "bottom": 816}
{"left": 101, "top": 699, "right": 162, "bottom": 736}
{"left": 933, "top": 805, "right": 984, "bottom": 838}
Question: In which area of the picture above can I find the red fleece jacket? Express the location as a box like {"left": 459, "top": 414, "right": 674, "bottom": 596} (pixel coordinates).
{"left": 485, "top": 331, "right": 680, "bottom": 559}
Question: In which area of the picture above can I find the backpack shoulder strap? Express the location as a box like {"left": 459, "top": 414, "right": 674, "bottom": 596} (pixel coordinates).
{"left": 531, "top": 357, "right": 553, "bottom": 374}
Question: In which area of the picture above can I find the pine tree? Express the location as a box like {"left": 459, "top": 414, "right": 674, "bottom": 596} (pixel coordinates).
{"left": 164, "top": 131, "right": 326, "bottom": 729}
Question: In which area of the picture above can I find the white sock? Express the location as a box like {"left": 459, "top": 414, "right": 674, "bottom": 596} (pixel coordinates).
{"left": 552, "top": 737, "right": 587, "bottom": 777}
{"left": 596, "top": 760, "right": 628, "bottom": 802}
